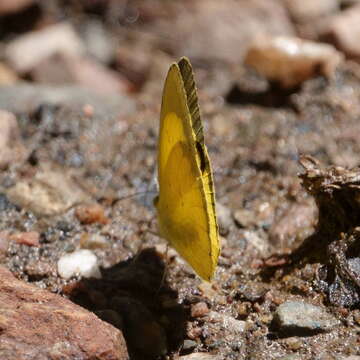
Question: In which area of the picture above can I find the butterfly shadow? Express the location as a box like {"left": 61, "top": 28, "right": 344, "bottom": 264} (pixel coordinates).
{"left": 67, "top": 248, "right": 188, "bottom": 360}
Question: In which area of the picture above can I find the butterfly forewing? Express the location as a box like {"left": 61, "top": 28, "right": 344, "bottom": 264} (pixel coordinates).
{"left": 156, "top": 58, "right": 219, "bottom": 281}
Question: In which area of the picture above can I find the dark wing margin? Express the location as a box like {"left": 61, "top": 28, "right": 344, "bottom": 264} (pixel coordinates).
{"left": 178, "top": 57, "right": 204, "bottom": 145}
{"left": 178, "top": 56, "right": 219, "bottom": 278}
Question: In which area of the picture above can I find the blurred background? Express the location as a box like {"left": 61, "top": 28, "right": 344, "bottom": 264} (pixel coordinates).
{"left": 1, "top": 1, "right": 360, "bottom": 359}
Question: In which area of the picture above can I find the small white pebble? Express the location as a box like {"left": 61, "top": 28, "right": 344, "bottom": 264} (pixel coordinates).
{"left": 57, "top": 249, "right": 101, "bottom": 279}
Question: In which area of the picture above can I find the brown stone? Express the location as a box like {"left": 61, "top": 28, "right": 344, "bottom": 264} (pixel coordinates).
{"left": 75, "top": 204, "right": 109, "bottom": 225}
{"left": 0, "top": 265, "right": 128, "bottom": 359}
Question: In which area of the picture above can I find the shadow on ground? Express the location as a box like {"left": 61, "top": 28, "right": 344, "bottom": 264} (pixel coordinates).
{"left": 68, "top": 248, "right": 187, "bottom": 359}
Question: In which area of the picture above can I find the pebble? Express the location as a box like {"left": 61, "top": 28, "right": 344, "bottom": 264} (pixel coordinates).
{"left": 10, "top": 231, "right": 40, "bottom": 247}
{"left": 80, "top": 233, "right": 109, "bottom": 249}
{"left": 243, "top": 230, "right": 270, "bottom": 256}
{"left": 191, "top": 302, "right": 210, "bottom": 318}
{"left": 245, "top": 36, "right": 343, "bottom": 88}
{"left": 57, "top": 249, "right": 101, "bottom": 280}
{"left": 284, "top": 337, "right": 303, "bottom": 351}
{"left": 233, "top": 208, "right": 256, "bottom": 228}
{"left": 207, "top": 311, "right": 246, "bottom": 334}
{"left": 273, "top": 301, "right": 339, "bottom": 335}
{"left": 269, "top": 202, "right": 316, "bottom": 246}
{"left": 75, "top": 204, "right": 109, "bottom": 225}
{"left": 237, "top": 281, "right": 269, "bottom": 302}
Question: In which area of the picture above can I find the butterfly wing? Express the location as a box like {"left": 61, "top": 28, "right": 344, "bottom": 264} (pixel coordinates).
{"left": 156, "top": 57, "right": 219, "bottom": 281}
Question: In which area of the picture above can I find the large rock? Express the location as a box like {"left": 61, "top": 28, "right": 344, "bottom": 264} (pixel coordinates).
{"left": 0, "top": 265, "right": 128, "bottom": 359}
{"left": 5, "top": 23, "right": 85, "bottom": 74}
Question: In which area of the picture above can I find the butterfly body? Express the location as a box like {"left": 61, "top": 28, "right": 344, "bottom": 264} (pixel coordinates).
{"left": 155, "top": 58, "right": 219, "bottom": 281}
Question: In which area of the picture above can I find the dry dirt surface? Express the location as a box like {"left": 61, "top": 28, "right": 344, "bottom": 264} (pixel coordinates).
{"left": 0, "top": 1, "right": 360, "bottom": 359}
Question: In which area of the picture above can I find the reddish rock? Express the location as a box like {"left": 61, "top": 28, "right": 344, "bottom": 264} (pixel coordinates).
{"left": 0, "top": 110, "right": 26, "bottom": 169}
{"left": 0, "top": 0, "right": 34, "bottom": 15}
{"left": 322, "top": 4, "right": 360, "bottom": 59}
{"left": 75, "top": 204, "right": 109, "bottom": 225}
{"left": 10, "top": 231, "right": 40, "bottom": 247}
{"left": 0, "top": 265, "right": 128, "bottom": 360}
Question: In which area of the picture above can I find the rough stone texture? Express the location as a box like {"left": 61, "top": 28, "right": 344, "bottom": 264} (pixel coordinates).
{"left": 7, "top": 167, "right": 91, "bottom": 216}
{"left": 0, "top": 109, "right": 26, "bottom": 169}
{"left": 0, "top": 265, "right": 128, "bottom": 360}
{"left": 273, "top": 301, "right": 339, "bottom": 336}
{"left": 269, "top": 201, "right": 316, "bottom": 247}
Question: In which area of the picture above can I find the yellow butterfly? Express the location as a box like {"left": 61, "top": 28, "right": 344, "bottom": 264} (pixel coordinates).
{"left": 154, "top": 57, "right": 220, "bottom": 281}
